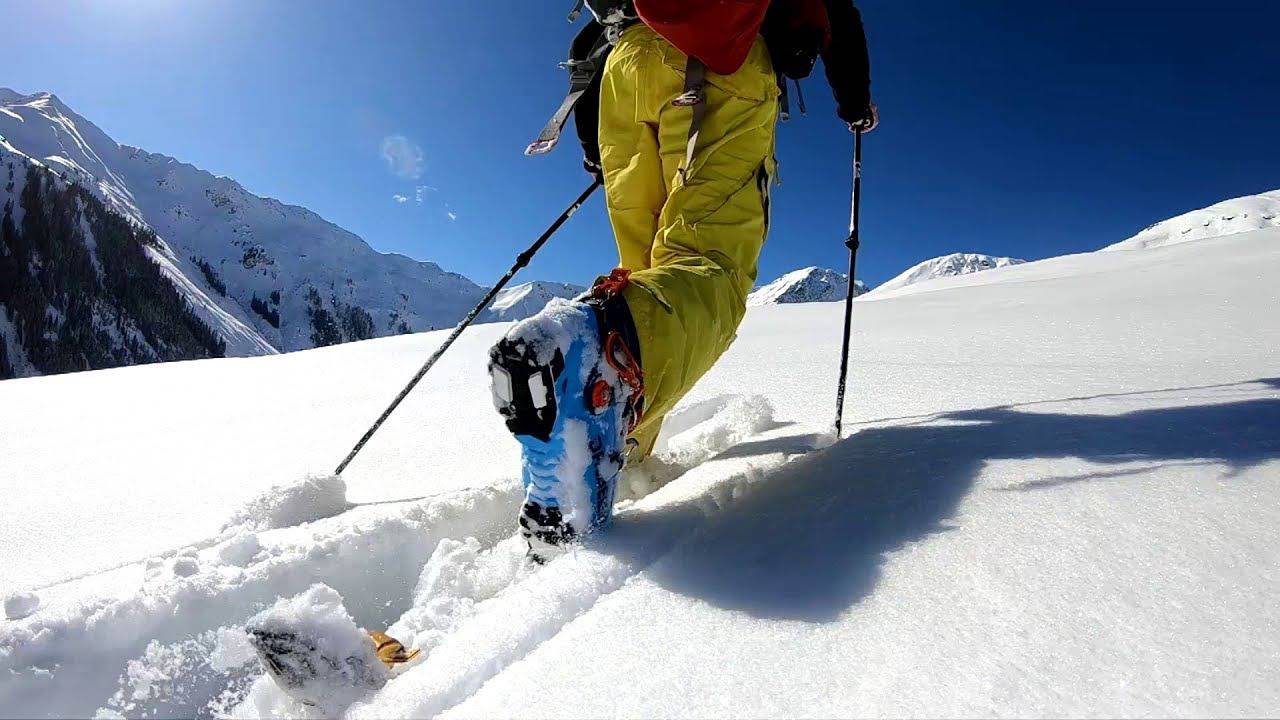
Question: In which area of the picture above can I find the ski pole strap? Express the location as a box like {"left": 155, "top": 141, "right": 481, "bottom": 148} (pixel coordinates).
{"left": 675, "top": 57, "right": 708, "bottom": 180}
{"left": 526, "top": 32, "right": 613, "bottom": 156}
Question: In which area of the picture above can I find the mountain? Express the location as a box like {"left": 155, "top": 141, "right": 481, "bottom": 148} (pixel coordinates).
{"left": 867, "top": 252, "right": 1026, "bottom": 296}
{"left": 485, "top": 281, "right": 585, "bottom": 323}
{"left": 1, "top": 93, "right": 276, "bottom": 366}
{"left": 2, "top": 190, "right": 1277, "bottom": 718}
{"left": 0, "top": 88, "right": 529, "bottom": 378}
{"left": 747, "top": 266, "right": 866, "bottom": 306}
{"left": 0, "top": 159, "right": 227, "bottom": 378}
{"left": 1104, "top": 189, "right": 1280, "bottom": 251}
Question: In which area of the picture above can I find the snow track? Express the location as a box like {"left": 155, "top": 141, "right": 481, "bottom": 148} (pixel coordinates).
{"left": 0, "top": 394, "right": 794, "bottom": 719}
{"left": 351, "top": 421, "right": 821, "bottom": 718}
{"left": 0, "top": 481, "right": 519, "bottom": 718}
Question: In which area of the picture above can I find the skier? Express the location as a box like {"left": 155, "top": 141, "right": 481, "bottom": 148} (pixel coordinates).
{"left": 250, "top": 1, "right": 877, "bottom": 699}
{"left": 490, "top": 0, "right": 877, "bottom": 558}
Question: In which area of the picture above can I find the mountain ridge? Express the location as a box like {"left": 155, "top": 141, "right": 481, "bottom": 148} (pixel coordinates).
{"left": 867, "top": 253, "right": 1027, "bottom": 297}
{"left": 0, "top": 88, "right": 537, "bottom": 378}
{"left": 1105, "top": 189, "right": 1280, "bottom": 251}
{"left": 487, "top": 281, "right": 586, "bottom": 322}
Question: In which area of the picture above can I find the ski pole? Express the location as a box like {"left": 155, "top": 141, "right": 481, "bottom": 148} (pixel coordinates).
{"left": 333, "top": 177, "right": 603, "bottom": 475}
{"left": 833, "top": 129, "right": 863, "bottom": 438}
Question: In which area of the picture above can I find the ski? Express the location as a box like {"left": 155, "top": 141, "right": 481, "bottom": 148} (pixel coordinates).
{"left": 245, "top": 585, "right": 418, "bottom": 711}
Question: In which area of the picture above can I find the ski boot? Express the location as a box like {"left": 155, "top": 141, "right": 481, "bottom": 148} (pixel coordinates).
{"left": 488, "top": 269, "right": 644, "bottom": 561}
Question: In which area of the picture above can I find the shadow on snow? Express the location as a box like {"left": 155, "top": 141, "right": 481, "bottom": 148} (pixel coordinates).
{"left": 626, "top": 382, "right": 1280, "bottom": 623}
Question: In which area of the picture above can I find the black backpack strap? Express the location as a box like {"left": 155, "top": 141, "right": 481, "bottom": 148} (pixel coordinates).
{"left": 778, "top": 73, "right": 791, "bottom": 121}
{"left": 673, "top": 57, "right": 708, "bottom": 180}
{"left": 791, "top": 77, "right": 808, "bottom": 115}
{"left": 777, "top": 73, "right": 810, "bottom": 123}
{"left": 526, "top": 25, "right": 614, "bottom": 156}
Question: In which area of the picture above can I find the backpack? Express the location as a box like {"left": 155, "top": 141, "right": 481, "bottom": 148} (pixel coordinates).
{"left": 632, "top": 0, "right": 772, "bottom": 76}
{"left": 763, "top": 0, "right": 833, "bottom": 81}
{"left": 574, "top": 0, "right": 638, "bottom": 26}
{"left": 527, "top": 0, "right": 834, "bottom": 158}
{"left": 636, "top": 0, "right": 831, "bottom": 79}
{"left": 637, "top": 0, "right": 832, "bottom": 121}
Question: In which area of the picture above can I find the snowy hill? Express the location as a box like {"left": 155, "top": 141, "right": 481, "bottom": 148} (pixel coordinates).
{"left": 867, "top": 252, "right": 1026, "bottom": 296}
{"left": 1105, "top": 188, "right": 1280, "bottom": 251}
{"left": 484, "top": 281, "right": 584, "bottom": 322}
{"left": 747, "top": 266, "right": 866, "bottom": 305}
{"left": 2, "top": 188, "right": 1277, "bottom": 717}
{"left": 0, "top": 88, "right": 552, "bottom": 374}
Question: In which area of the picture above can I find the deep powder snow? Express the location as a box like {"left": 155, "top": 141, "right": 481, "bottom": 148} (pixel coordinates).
{"left": 0, "top": 210, "right": 1277, "bottom": 718}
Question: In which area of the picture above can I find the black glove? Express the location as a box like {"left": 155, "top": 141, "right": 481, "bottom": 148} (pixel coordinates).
{"left": 843, "top": 102, "right": 879, "bottom": 133}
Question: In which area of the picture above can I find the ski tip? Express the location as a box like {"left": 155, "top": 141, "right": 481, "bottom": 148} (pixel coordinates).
{"left": 368, "top": 630, "right": 421, "bottom": 668}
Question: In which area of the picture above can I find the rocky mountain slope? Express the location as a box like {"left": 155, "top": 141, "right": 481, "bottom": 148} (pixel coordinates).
{"left": 867, "top": 253, "right": 1026, "bottom": 297}
{"left": 1104, "top": 189, "right": 1280, "bottom": 251}
{"left": 0, "top": 158, "right": 226, "bottom": 378}
{"left": 747, "top": 267, "right": 867, "bottom": 306}
{"left": 485, "top": 281, "right": 585, "bottom": 323}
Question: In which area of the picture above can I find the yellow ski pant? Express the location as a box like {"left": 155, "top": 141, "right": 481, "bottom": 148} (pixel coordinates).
{"left": 599, "top": 24, "right": 779, "bottom": 458}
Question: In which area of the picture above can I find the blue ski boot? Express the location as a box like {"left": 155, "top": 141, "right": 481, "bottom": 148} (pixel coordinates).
{"left": 488, "top": 271, "right": 644, "bottom": 560}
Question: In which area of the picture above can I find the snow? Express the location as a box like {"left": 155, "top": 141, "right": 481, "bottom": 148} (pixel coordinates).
{"left": 867, "top": 252, "right": 1026, "bottom": 297}
{"left": 220, "top": 474, "right": 353, "bottom": 534}
{"left": 486, "top": 281, "right": 585, "bottom": 322}
{"left": 0, "top": 326, "right": 523, "bottom": 594}
{"left": 0, "top": 199, "right": 1278, "bottom": 717}
{"left": 747, "top": 266, "right": 865, "bottom": 305}
{"left": 170, "top": 555, "right": 201, "bottom": 577}
{"left": 95, "top": 628, "right": 259, "bottom": 719}
{"left": 618, "top": 394, "right": 777, "bottom": 501}
{"left": 3, "top": 591, "right": 39, "bottom": 620}
{"left": 141, "top": 237, "right": 280, "bottom": 357}
{"left": 2, "top": 480, "right": 520, "bottom": 717}
{"left": 497, "top": 297, "right": 596, "bottom": 370}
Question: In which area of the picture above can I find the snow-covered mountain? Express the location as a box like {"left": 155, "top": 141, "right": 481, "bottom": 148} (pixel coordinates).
{"left": 867, "top": 252, "right": 1026, "bottom": 297}
{"left": 747, "top": 266, "right": 867, "bottom": 306}
{"left": 0, "top": 157, "right": 229, "bottom": 378}
{"left": 2, "top": 187, "right": 1277, "bottom": 718}
{"left": 1104, "top": 188, "right": 1280, "bottom": 251}
{"left": 484, "top": 281, "right": 585, "bottom": 323}
{"left": 0, "top": 88, "right": 531, "bottom": 377}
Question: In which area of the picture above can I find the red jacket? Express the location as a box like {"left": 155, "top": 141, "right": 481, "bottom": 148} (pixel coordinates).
{"left": 634, "top": 0, "right": 773, "bottom": 75}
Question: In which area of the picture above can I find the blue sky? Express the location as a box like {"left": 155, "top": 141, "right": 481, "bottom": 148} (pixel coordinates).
{"left": 4, "top": 1, "right": 1278, "bottom": 287}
